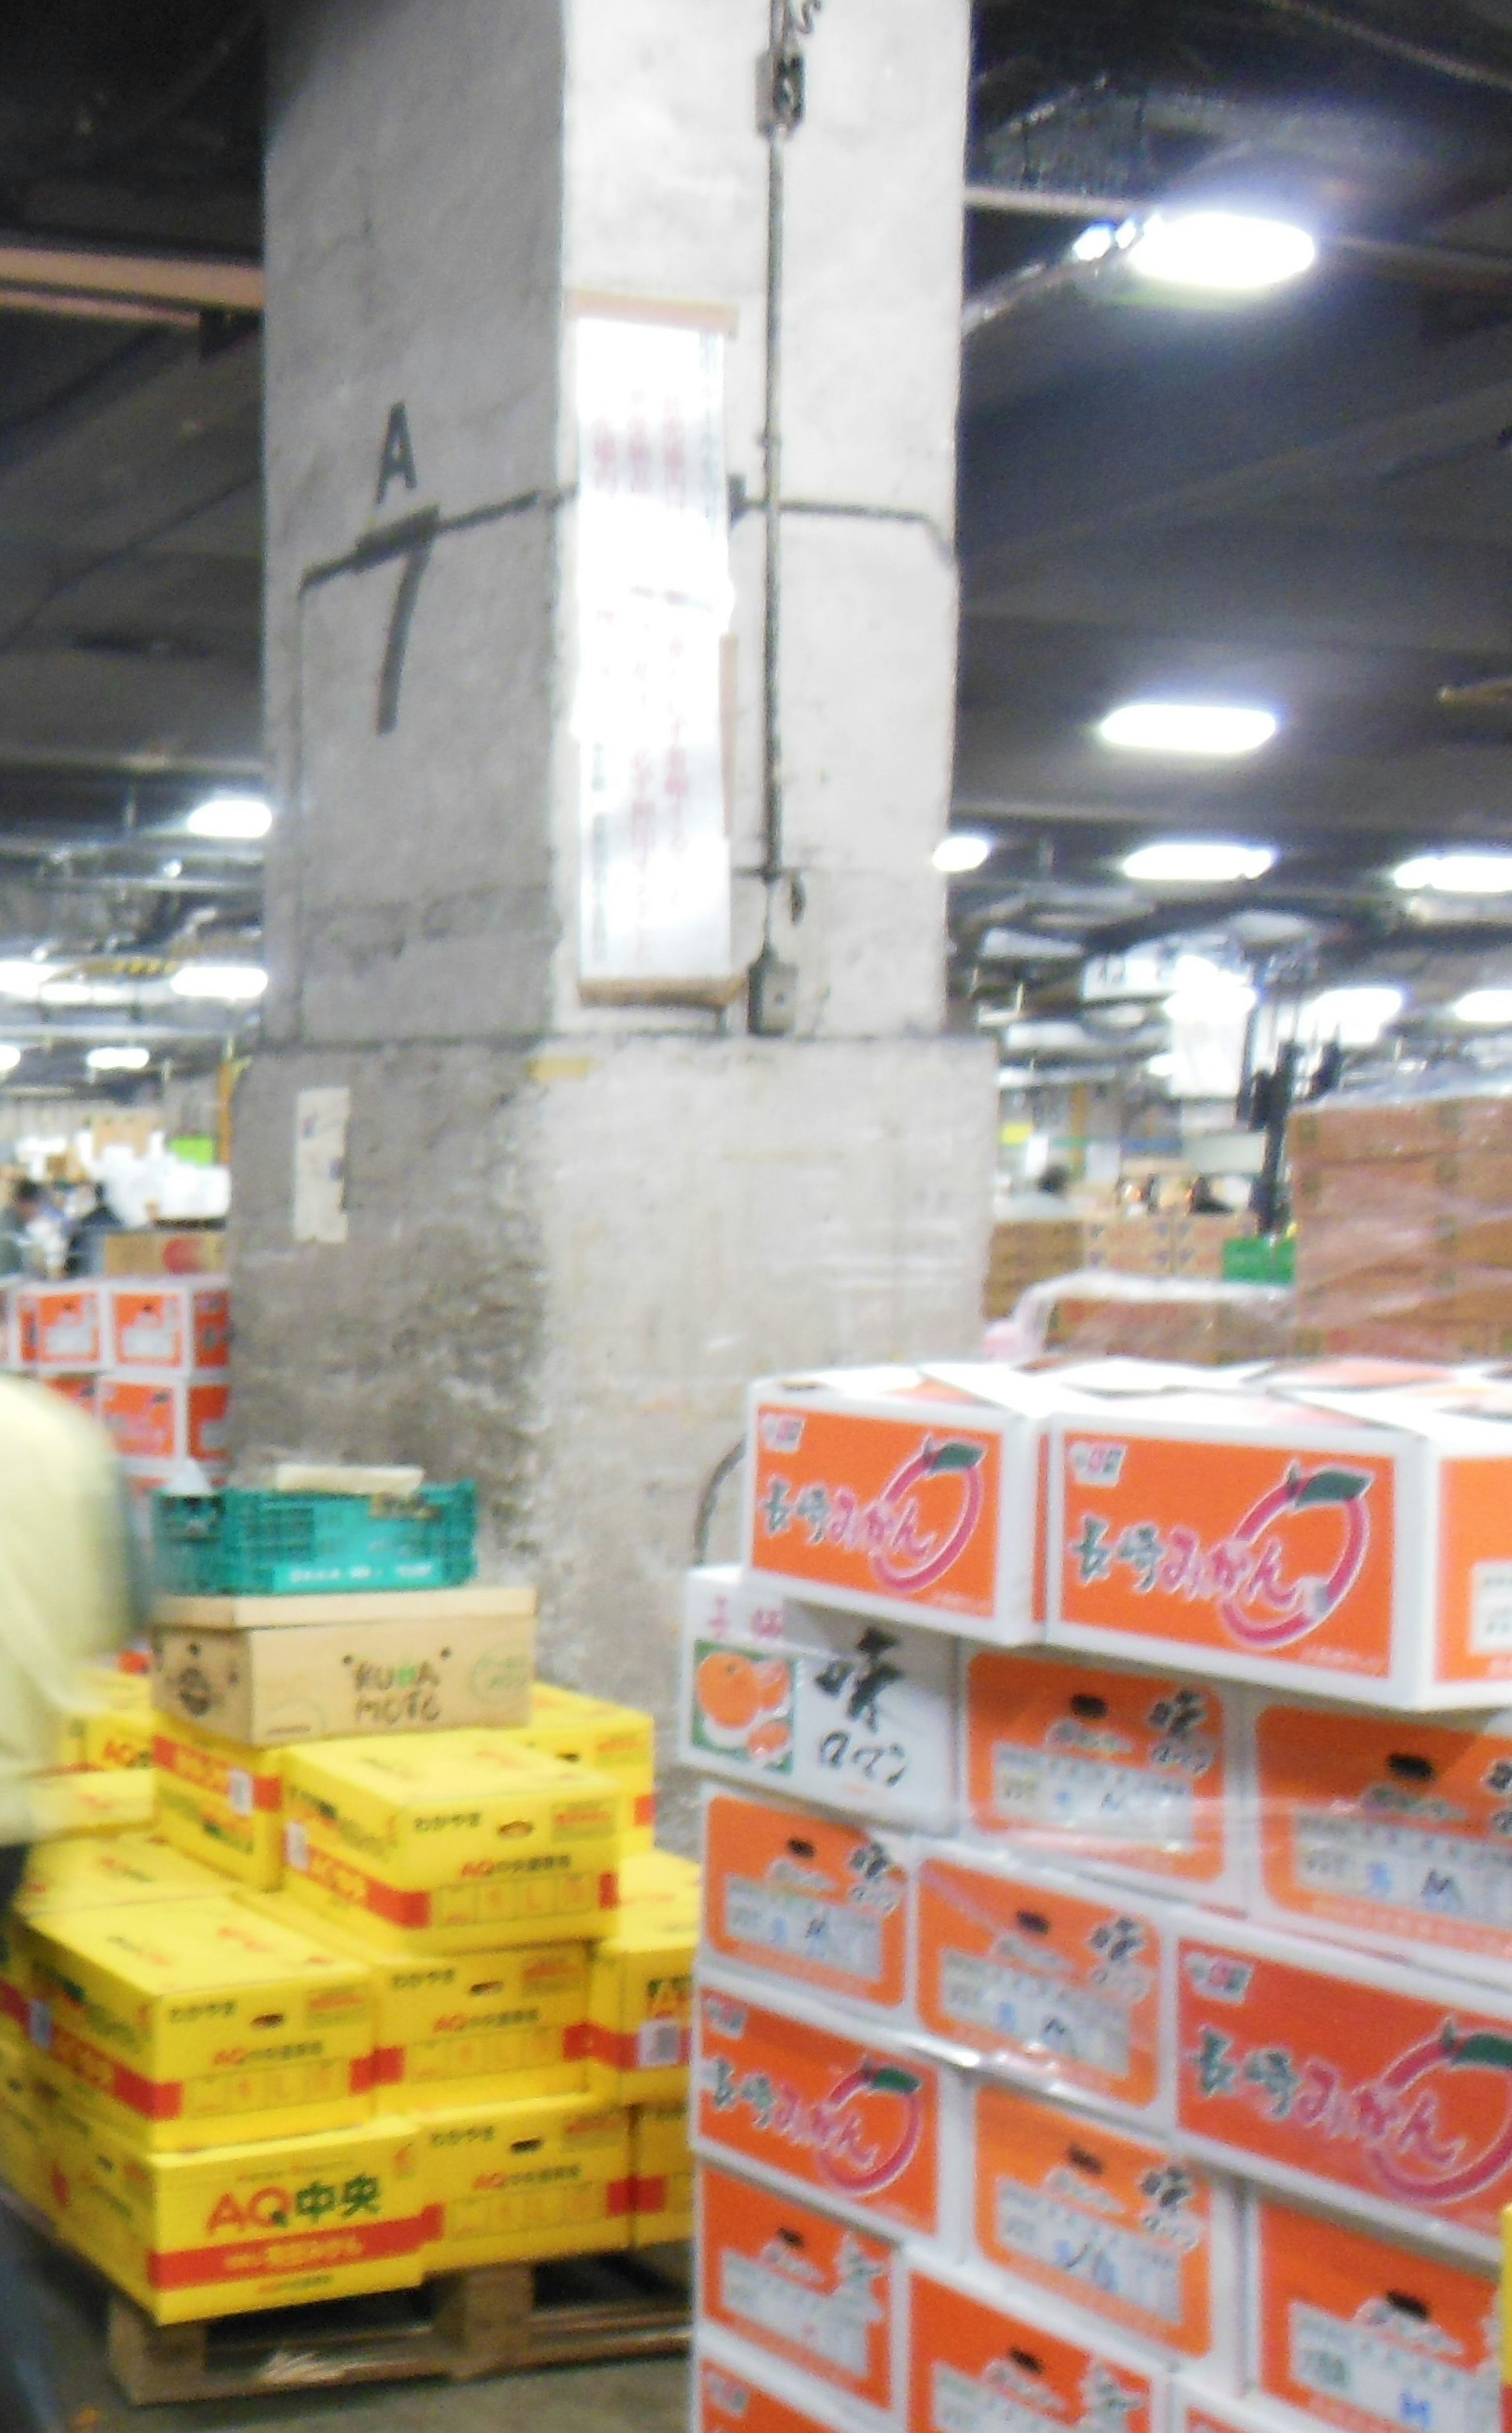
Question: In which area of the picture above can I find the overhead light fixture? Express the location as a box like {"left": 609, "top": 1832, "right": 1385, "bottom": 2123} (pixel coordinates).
{"left": 1069, "top": 224, "right": 1117, "bottom": 264}
{"left": 185, "top": 792, "right": 272, "bottom": 842}
{"left": 87, "top": 1045, "right": 151, "bottom": 1074}
{"left": 169, "top": 963, "right": 268, "bottom": 1003}
{"left": 1123, "top": 839, "right": 1276, "bottom": 885}
{"left": 1393, "top": 850, "right": 1512, "bottom": 896}
{"left": 0, "top": 961, "right": 60, "bottom": 1001}
{"left": 1099, "top": 703, "right": 1279, "bottom": 756}
{"left": 1162, "top": 953, "right": 1257, "bottom": 1019}
{"left": 40, "top": 979, "right": 136, "bottom": 1008}
{"left": 1127, "top": 210, "right": 1317, "bottom": 295}
{"left": 933, "top": 833, "right": 993, "bottom": 875}
{"left": 1145, "top": 1051, "right": 1177, "bottom": 1079}
{"left": 1453, "top": 987, "right": 1512, "bottom": 1025}
{"left": 0, "top": 1046, "right": 22, "bottom": 1076}
{"left": 1304, "top": 985, "right": 1405, "bottom": 1048}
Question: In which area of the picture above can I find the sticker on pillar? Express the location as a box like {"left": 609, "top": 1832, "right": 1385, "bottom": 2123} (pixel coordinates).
{"left": 293, "top": 1086, "right": 350, "bottom": 1246}
{"left": 574, "top": 311, "right": 734, "bottom": 994}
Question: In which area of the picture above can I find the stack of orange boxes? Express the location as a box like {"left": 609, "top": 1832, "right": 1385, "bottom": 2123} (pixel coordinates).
{"left": 684, "top": 1356, "right": 1512, "bottom": 2433}
{"left": 7, "top": 1275, "right": 232, "bottom": 1517}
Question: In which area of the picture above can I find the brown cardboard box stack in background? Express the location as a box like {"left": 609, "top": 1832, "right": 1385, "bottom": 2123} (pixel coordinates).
{"left": 986, "top": 1211, "right": 1250, "bottom": 1318}
{"left": 1290, "top": 1088, "right": 1512, "bottom": 1357}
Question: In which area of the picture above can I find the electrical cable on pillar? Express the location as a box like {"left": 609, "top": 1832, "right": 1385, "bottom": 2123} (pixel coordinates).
{"left": 748, "top": 0, "right": 824, "bottom": 1037}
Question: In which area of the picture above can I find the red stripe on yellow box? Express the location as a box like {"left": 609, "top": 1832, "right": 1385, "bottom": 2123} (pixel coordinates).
{"left": 153, "top": 1716, "right": 285, "bottom": 1890}
{"left": 26, "top": 1895, "right": 373, "bottom": 2150}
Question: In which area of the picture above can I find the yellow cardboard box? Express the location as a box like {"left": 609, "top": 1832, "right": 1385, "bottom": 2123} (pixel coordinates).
{"left": 58, "top": 1664, "right": 154, "bottom": 1773}
{"left": 0, "top": 2026, "right": 50, "bottom": 2215}
{"left": 417, "top": 2088, "right": 631, "bottom": 2268}
{"left": 281, "top": 1731, "right": 621, "bottom": 1953}
{"left": 28, "top": 1895, "right": 374, "bottom": 2150}
{"left": 245, "top": 1893, "right": 591, "bottom": 2103}
{"left": 585, "top": 1863, "right": 695, "bottom": 2105}
{"left": 515, "top": 1686, "right": 656, "bottom": 1849}
{"left": 15, "top": 1834, "right": 222, "bottom": 1922}
{"left": 33, "top": 1770, "right": 156, "bottom": 1840}
{"left": 153, "top": 1713, "right": 285, "bottom": 1890}
{"left": 43, "top": 2080, "right": 427, "bottom": 2323}
{"left": 630, "top": 2101, "right": 691, "bottom": 2246}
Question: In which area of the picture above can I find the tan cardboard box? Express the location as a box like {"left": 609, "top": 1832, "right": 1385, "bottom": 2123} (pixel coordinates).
{"left": 102, "top": 1229, "right": 228, "bottom": 1278}
{"left": 152, "top": 1585, "right": 536, "bottom": 1745}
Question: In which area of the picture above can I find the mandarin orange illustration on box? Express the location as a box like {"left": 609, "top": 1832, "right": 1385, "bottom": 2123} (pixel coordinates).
{"left": 750, "top": 1400, "right": 1003, "bottom": 1621}
{"left": 1057, "top": 1428, "right": 1399, "bottom": 1677}
{"left": 697, "top": 1983, "right": 940, "bottom": 2233}
{"left": 1177, "top": 1930, "right": 1512, "bottom": 2245}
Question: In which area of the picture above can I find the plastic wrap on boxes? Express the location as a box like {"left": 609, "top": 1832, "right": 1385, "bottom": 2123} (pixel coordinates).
{"left": 987, "top": 1270, "right": 1295, "bottom": 1366}
{"left": 1290, "top": 1081, "right": 1512, "bottom": 1359}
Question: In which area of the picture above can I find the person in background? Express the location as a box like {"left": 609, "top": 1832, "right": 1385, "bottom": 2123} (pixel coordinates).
{"left": 64, "top": 1183, "right": 122, "bottom": 1277}
{"left": 0, "top": 1380, "right": 138, "bottom": 2433}
{"left": 0, "top": 1179, "right": 46, "bottom": 1279}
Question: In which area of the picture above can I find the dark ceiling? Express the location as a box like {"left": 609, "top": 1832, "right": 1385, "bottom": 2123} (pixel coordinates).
{"left": 955, "top": 0, "right": 1512, "bottom": 1039}
{"left": 0, "top": 4, "right": 262, "bottom": 1084}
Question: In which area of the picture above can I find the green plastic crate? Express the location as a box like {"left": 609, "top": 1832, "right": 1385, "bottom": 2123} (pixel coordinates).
{"left": 153, "top": 1484, "right": 477, "bottom": 1597}
{"left": 1223, "top": 1233, "right": 1295, "bottom": 1287}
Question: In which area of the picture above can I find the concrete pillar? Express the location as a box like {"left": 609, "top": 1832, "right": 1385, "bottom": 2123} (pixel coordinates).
{"left": 237, "top": 0, "right": 997, "bottom": 1828}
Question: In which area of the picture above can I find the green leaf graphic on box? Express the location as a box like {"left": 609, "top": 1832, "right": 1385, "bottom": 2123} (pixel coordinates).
{"left": 925, "top": 1441, "right": 985, "bottom": 1475}
{"left": 1293, "top": 1468, "right": 1371, "bottom": 1508}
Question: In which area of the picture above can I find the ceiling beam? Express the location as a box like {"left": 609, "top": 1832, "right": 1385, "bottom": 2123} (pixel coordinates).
{"left": 0, "top": 237, "right": 261, "bottom": 322}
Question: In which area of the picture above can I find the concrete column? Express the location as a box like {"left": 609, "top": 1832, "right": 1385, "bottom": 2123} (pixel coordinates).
{"left": 238, "top": 0, "right": 996, "bottom": 1828}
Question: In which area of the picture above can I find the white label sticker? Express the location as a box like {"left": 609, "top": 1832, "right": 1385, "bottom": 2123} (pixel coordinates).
{"left": 721, "top": 2252, "right": 873, "bottom": 2377}
{"left": 992, "top": 1746, "right": 1197, "bottom": 1853}
{"left": 938, "top": 1948, "right": 1132, "bottom": 2080}
{"left": 1289, "top": 2301, "right": 1499, "bottom": 2433}
{"left": 1471, "top": 1562, "right": 1512, "bottom": 1655}
{"left": 227, "top": 1767, "right": 253, "bottom": 1819}
{"left": 1291, "top": 1813, "right": 1512, "bottom": 1932}
{"left": 994, "top": 2176, "right": 1184, "bottom": 2324}
{"left": 635, "top": 2019, "right": 685, "bottom": 2071}
{"left": 284, "top": 1820, "right": 309, "bottom": 1871}
{"left": 724, "top": 1877, "right": 883, "bottom": 1983}
{"left": 934, "top": 2363, "right": 1055, "bottom": 2433}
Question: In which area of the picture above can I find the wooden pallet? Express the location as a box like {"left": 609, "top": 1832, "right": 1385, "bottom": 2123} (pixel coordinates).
{"left": 104, "top": 2246, "right": 691, "bottom": 2406}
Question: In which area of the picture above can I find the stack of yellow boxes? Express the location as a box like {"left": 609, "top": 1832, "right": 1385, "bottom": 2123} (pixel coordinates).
{"left": 0, "top": 1640, "right": 697, "bottom": 2328}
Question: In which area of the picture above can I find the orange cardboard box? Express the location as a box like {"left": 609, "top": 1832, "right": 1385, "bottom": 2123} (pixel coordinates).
{"left": 914, "top": 1847, "right": 1172, "bottom": 2123}
{"left": 907, "top": 2255, "right": 1169, "bottom": 2433}
{"left": 1248, "top": 2193, "right": 1498, "bottom": 2433}
{"left": 681, "top": 1565, "right": 959, "bottom": 1835}
{"left": 1049, "top": 1370, "right": 1512, "bottom": 1706}
{"left": 701, "top": 1788, "right": 911, "bottom": 2018}
{"left": 1173, "top": 1913, "right": 1512, "bottom": 2259}
{"left": 695, "top": 2339, "right": 862, "bottom": 2433}
{"left": 16, "top": 1283, "right": 105, "bottom": 1370}
{"left": 745, "top": 1365, "right": 1070, "bottom": 1640}
{"left": 698, "top": 2159, "right": 902, "bottom": 2420}
{"left": 970, "top": 2078, "right": 1239, "bottom": 2366}
{"left": 99, "top": 1377, "right": 230, "bottom": 1467}
{"left": 108, "top": 1280, "right": 230, "bottom": 1374}
{"left": 1249, "top": 1693, "right": 1512, "bottom": 1979}
{"left": 694, "top": 1971, "right": 951, "bottom": 2241}
{"left": 962, "top": 1650, "right": 1243, "bottom": 1906}
{"left": 40, "top": 1372, "right": 102, "bottom": 1422}
{"left": 1173, "top": 2378, "right": 1336, "bottom": 2433}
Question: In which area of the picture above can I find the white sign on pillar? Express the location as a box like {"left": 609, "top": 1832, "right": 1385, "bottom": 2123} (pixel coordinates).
{"left": 574, "top": 313, "right": 733, "bottom": 992}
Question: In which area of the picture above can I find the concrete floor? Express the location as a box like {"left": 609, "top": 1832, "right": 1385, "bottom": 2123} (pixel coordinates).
{"left": 23, "top": 2223, "right": 690, "bottom": 2433}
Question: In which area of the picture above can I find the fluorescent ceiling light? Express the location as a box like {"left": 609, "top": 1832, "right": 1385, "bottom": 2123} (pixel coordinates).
{"left": 87, "top": 1045, "right": 151, "bottom": 1074}
{"left": 1123, "top": 839, "right": 1276, "bottom": 885}
{"left": 933, "top": 832, "right": 993, "bottom": 875}
{"left": 1454, "top": 987, "right": 1512, "bottom": 1025}
{"left": 1145, "top": 1052, "right": 1177, "bottom": 1078}
{"left": 169, "top": 963, "right": 268, "bottom": 1003}
{"left": 1304, "top": 985, "right": 1405, "bottom": 1048}
{"left": 40, "top": 979, "right": 137, "bottom": 1008}
{"left": 1127, "top": 210, "right": 1317, "bottom": 294}
{"left": 1099, "top": 703, "right": 1278, "bottom": 756}
{"left": 1070, "top": 224, "right": 1116, "bottom": 264}
{"left": 0, "top": 961, "right": 60, "bottom": 1001}
{"left": 185, "top": 792, "right": 272, "bottom": 842}
{"left": 1393, "top": 850, "right": 1512, "bottom": 896}
{"left": 0, "top": 1046, "right": 22, "bottom": 1076}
